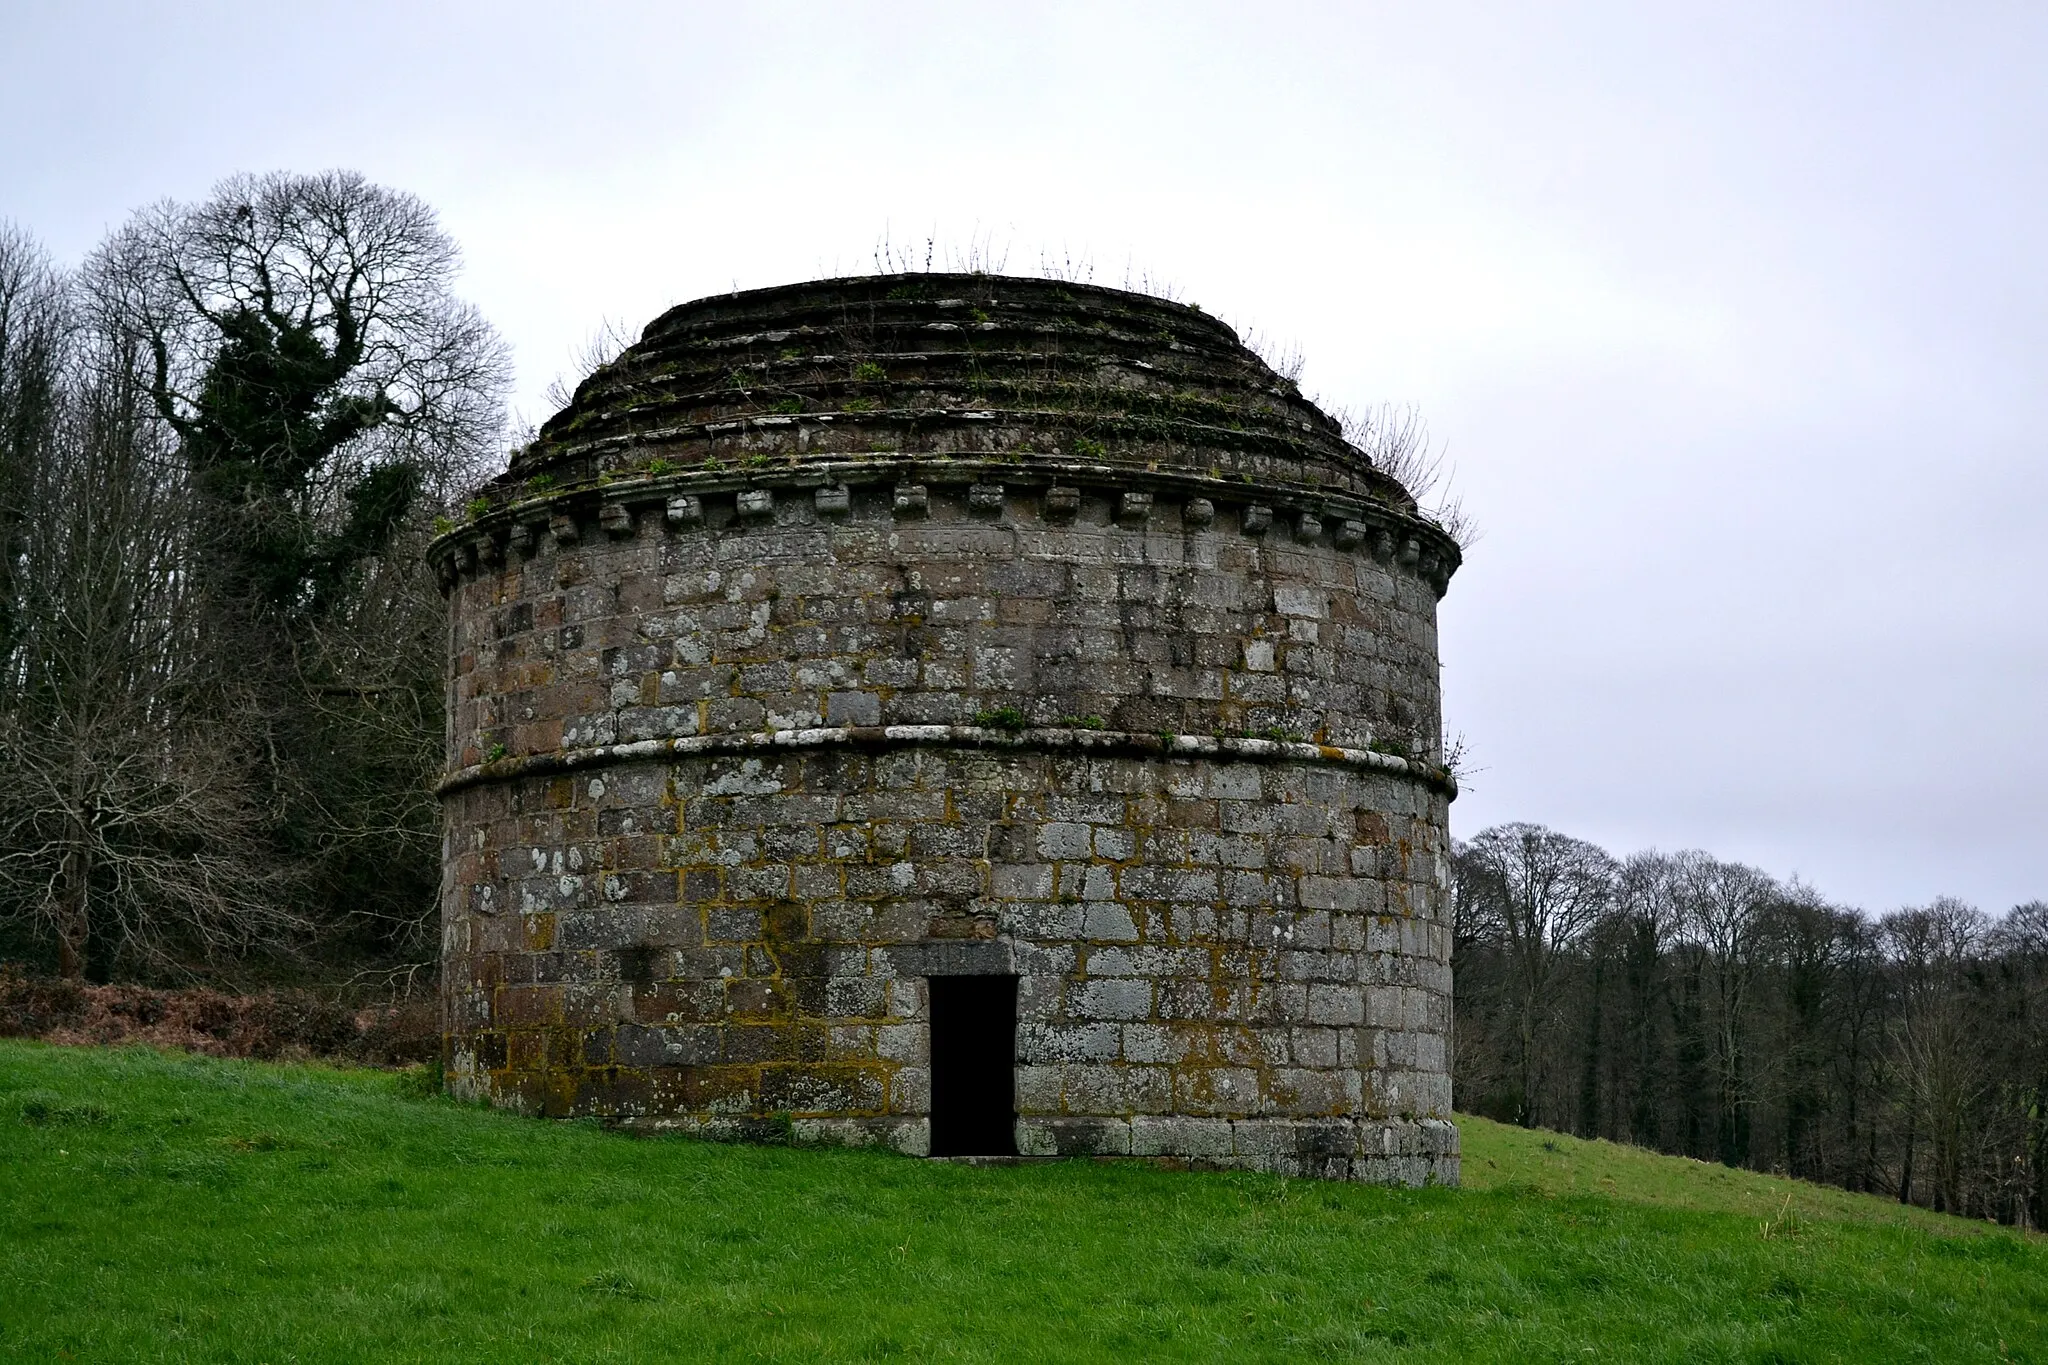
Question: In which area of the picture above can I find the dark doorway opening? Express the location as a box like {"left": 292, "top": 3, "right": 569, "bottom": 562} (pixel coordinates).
{"left": 928, "top": 974, "right": 1019, "bottom": 1157}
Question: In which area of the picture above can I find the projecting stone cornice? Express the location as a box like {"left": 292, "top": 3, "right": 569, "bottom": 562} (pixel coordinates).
{"left": 435, "top": 723, "right": 1459, "bottom": 800}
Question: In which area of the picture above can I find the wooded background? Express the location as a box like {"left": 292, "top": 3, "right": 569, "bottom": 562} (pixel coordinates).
{"left": 1452, "top": 823, "right": 2047, "bottom": 1228}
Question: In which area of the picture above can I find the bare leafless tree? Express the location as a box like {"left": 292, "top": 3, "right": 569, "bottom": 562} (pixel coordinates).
{"left": 0, "top": 240, "right": 299, "bottom": 976}
{"left": 1605, "top": 850, "right": 1685, "bottom": 1142}
{"left": 104, "top": 170, "right": 503, "bottom": 447}
{"left": 0, "top": 176, "right": 509, "bottom": 977}
{"left": 1990, "top": 901, "right": 2048, "bottom": 1227}
{"left": 85, "top": 170, "right": 506, "bottom": 627}
{"left": 1455, "top": 823, "right": 1615, "bottom": 1125}
{"left": 1668, "top": 850, "right": 1782, "bottom": 1166}
{"left": 0, "top": 224, "right": 69, "bottom": 669}
{"left": 1883, "top": 898, "right": 1991, "bottom": 1213}
{"left": 73, "top": 172, "right": 508, "bottom": 957}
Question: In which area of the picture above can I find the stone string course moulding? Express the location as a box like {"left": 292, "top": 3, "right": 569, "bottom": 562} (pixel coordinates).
{"left": 430, "top": 273, "right": 1464, "bottom": 1185}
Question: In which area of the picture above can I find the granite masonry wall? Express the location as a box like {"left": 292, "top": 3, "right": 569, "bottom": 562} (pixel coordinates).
{"left": 431, "top": 274, "right": 1464, "bottom": 1184}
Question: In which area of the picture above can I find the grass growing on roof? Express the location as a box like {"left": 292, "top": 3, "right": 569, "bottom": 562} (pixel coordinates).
{"left": 1, "top": 1040, "right": 2042, "bottom": 1363}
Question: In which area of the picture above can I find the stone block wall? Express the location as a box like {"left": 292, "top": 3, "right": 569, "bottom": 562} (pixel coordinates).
{"left": 444, "top": 736, "right": 1454, "bottom": 1182}
{"left": 433, "top": 274, "right": 1463, "bottom": 1185}
{"left": 445, "top": 482, "right": 1446, "bottom": 767}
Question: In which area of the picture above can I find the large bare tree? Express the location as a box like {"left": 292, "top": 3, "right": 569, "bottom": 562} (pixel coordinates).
{"left": 1667, "top": 850, "right": 1782, "bottom": 1166}
{"left": 0, "top": 227, "right": 297, "bottom": 976}
{"left": 79, "top": 172, "right": 509, "bottom": 967}
{"left": 1883, "top": 898, "right": 1991, "bottom": 1213}
{"left": 0, "top": 174, "right": 507, "bottom": 979}
{"left": 88, "top": 170, "right": 505, "bottom": 634}
{"left": 0, "top": 225, "right": 67, "bottom": 665}
{"left": 1454, "top": 823, "right": 1616, "bottom": 1125}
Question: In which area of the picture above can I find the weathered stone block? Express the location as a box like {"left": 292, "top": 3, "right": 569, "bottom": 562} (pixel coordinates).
{"left": 1024, "top": 1021, "right": 1122, "bottom": 1063}
{"left": 1081, "top": 902, "right": 1139, "bottom": 942}
{"left": 1038, "top": 1117, "right": 1132, "bottom": 1157}
{"left": 1071, "top": 978, "right": 1152, "bottom": 1021}
{"left": 825, "top": 690, "right": 882, "bottom": 726}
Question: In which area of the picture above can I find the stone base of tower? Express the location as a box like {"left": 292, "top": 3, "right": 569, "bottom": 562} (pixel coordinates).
{"left": 1018, "top": 1113, "right": 1459, "bottom": 1186}
{"left": 446, "top": 1056, "right": 1460, "bottom": 1186}
{"left": 561, "top": 1112, "right": 1461, "bottom": 1186}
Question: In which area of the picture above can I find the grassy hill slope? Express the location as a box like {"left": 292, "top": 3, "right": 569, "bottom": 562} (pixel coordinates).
{"left": 1458, "top": 1112, "right": 1984, "bottom": 1235}
{"left": 2, "top": 1041, "right": 2040, "bottom": 1363}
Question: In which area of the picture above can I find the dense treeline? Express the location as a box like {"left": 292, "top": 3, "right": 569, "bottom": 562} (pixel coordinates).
{"left": 0, "top": 173, "right": 505, "bottom": 984}
{"left": 1453, "top": 822, "right": 2048, "bottom": 1227}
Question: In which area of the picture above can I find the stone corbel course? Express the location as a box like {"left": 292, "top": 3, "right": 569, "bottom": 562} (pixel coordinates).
{"left": 431, "top": 459, "right": 1460, "bottom": 600}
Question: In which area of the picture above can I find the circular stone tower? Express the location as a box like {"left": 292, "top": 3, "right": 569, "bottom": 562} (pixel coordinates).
{"left": 432, "top": 274, "right": 1463, "bottom": 1184}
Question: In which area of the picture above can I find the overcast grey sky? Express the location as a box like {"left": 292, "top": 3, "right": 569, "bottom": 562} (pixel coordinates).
{"left": 6, "top": 1, "right": 2042, "bottom": 913}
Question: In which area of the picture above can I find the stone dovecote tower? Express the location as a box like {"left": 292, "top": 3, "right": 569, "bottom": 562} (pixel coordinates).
{"left": 432, "top": 274, "right": 1464, "bottom": 1184}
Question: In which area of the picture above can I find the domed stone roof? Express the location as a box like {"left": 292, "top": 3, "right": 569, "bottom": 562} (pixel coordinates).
{"left": 498, "top": 273, "right": 1440, "bottom": 552}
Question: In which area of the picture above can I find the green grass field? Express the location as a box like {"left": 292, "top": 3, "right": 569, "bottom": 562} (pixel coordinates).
{"left": 2, "top": 1041, "right": 2041, "bottom": 1362}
